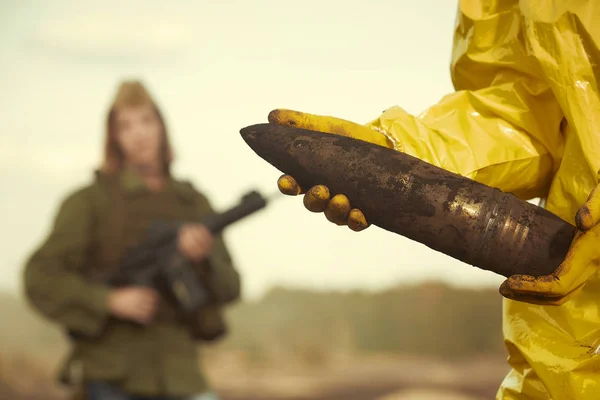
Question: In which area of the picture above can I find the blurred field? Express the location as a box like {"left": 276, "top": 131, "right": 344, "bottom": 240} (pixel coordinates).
{"left": 205, "top": 352, "right": 506, "bottom": 400}
{"left": 0, "top": 282, "right": 508, "bottom": 400}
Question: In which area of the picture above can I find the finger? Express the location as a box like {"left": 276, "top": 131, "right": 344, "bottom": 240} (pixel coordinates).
{"left": 186, "top": 226, "right": 205, "bottom": 243}
{"left": 144, "top": 290, "right": 160, "bottom": 304}
{"left": 188, "top": 226, "right": 213, "bottom": 247}
{"left": 139, "top": 298, "right": 159, "bottom": 314}
{"left": 303, "top": 185, "right": 330, "bottom": 212}
{"left": 182, "top": 247, "right": 202, "bottom": 261}
{"left": 278, "top": 175, "right": 303, "bottom": 196}
{"left": 197, "top": 226, "right": 214, "bottom": 246}
{"left": 178, "top": 234, "right": 194, "bottom": 255}
{"left": 137, "top": 294, "right": 154, "bottom": 307}
{"left": 182, "top": 231, "right": 205, "bottom": 254}
{"left": 189, "top": 252, "right": 204, "bottom": 262}
{"left": 186, "top": 235, "right": 212, "bottom": 259}
{"left": 132, "top": 303, "right": 151, "bottom": 318}
{"left": 499, "top": 288, "right": 568, "bottom": 306}
{"left": 136, "top": 304, "right": 153, "bottom": 318}
{"left": 499, "top": 280, "right": 583, "bottom": 306}
{"left": 139, "top": 287, "right": 158, "bottom": 295}
{"left": 179, "top": 229, "right": 193, "bottom": 246}
{"left": 141, "top": 303, "right": 157, "bottom": 317}
{"left": 186, "top": 244, "right": 206, "bottom": 261}
{"left": 268, "top": 109, "right": 391, "bottom": 148}
{"left": 135, "top": 310, "right": 153, "bottom": 325}
{"left": 148, "top": 288, "right": 160, "bottom": 298}
{"left": 576, "top": 184, "right": 600, "bottom": 230}
{"left": 498, "top": 271, "right": 588, "bottom": 302}
{"left": 324, "top": 194, "right": 351, "bottom": 225}
{"left": 348, "top": 209, "right": 369, "bottom": 232}
{"left": 137, "top": 296, "right": 158, "bottom": 311}
{"left": 137, "top": 288, "right": 158, "bottom": 300}
{"left": 499, "top": 274, "right": 564, "bottom": 297}
{"left": 500, "top": 228, "right": 600, "bottom": 300}
{"left": 187, "top": 236, "right": 206, "bottom": 255}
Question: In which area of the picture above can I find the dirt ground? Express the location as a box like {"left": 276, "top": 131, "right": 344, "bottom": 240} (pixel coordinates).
{"left": 1, "top": 351, "right": 507, "bottom": 400}
{"left": 207, "top": 353, "right": 508, "bottom": 400}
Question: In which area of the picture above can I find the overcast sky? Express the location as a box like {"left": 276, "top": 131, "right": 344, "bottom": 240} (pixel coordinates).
{"left": 0, "top": 0, "right": 506, "bottom": 300}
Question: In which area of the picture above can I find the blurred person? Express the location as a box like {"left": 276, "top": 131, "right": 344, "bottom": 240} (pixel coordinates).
{"left": 23, "top": 80, "right": 240, "bottom": 400}
{"left": 269, "top": 1, "right": 600, "bottom": 399}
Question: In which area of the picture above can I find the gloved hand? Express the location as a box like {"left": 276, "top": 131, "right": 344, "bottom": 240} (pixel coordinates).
{"left": 499, "top": 172, "right": 600, "bottom": 305}
{"left": 269, "top": 109, "right": 394, "bottom": 232}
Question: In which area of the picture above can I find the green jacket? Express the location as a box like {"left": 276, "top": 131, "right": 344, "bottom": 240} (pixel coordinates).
{"left": 23, "top": 168, "right": 241, "bottom": 397}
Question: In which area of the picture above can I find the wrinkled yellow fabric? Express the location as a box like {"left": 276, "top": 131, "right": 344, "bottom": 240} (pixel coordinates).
{"left": 366, "top": 2, "right": 600, "bottom": 398}
{"left": 272, "top": 1, "right": 600, "bottom": 398}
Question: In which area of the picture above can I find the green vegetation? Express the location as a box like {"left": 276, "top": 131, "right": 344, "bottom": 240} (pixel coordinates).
{"left": 219, "top": 282, "right": 504, "bottom": 362}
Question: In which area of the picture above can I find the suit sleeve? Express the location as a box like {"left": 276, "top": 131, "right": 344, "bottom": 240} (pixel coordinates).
{"left": 366, "top": 1, "right": 564, "bottom": 200}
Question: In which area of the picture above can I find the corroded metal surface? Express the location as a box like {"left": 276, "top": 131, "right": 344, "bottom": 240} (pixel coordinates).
{"left": 240, "top": 123, "right": 577, "bottom": 278}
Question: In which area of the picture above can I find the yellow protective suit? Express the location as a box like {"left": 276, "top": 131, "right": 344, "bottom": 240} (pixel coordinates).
{"left": 271, "top": 1, "right": 600, "bottom": 398}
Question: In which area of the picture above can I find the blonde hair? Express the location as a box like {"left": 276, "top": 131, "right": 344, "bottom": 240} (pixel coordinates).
{"left": 101, "top": 80, "right": 174, "bottom": 175}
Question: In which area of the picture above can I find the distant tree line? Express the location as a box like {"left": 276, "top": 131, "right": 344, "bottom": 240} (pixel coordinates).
{"left": 219, "top": 282, "right": 505, "bottom": 362}
{"left": 0, "top": 281, "right": 505, "bottom": 365}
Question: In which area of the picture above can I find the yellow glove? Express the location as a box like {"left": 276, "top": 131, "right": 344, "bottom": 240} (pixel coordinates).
{"left": 499, "top": 173, "right": 600, "bottom": 305}
{"left": 269, "top": 109, "right": 394, "bottom": 232}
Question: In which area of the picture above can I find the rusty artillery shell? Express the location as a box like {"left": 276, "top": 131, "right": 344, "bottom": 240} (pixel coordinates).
{"left": 240, "top": 123, "right": 577, "bottom": 278}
